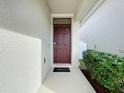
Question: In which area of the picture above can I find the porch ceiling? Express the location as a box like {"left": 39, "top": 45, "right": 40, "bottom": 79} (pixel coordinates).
{"left": 46, "top": 0, "right": 81, "bottom": 13}
{"left": 46, "top": 0, "right": 100, "bottom": 21}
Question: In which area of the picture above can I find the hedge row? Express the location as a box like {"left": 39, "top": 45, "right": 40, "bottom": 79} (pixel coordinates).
{"left": 83, "top": 50, "right": 124, "bottom": 93}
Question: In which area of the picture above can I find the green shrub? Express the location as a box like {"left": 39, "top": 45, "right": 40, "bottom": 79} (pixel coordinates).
{"left": 79, "top": 59, "right": 87, "bottom": 70}
{"left": 83, "top": 50, "right": 124, "bottom": 93}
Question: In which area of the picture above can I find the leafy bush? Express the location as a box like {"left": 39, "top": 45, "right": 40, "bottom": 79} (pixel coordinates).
{"left": 79, "top": 59, "right": 87, "bottom": 70}
{"left": 83, "top": 50, "right": 124, "bottom": 93}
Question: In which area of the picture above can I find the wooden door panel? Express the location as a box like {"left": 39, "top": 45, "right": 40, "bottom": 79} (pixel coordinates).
{"left": 54, "top": 25, "right": 71, "bottom": 64}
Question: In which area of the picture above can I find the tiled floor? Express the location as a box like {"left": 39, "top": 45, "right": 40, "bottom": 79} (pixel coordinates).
{"left": 38, "top": 67, "right": 96, "bottom": 93}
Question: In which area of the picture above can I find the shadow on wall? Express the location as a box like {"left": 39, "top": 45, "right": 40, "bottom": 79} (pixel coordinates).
{"left": 0, "top": 0, "right": 50, "bottom": 39}
{"left": 0, "top": 0, "right": 52, "bottom": 85}
{"left": 0, "top": 0, "right": 50, "bottom": 93}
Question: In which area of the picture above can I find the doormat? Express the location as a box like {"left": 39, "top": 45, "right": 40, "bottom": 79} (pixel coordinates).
{"left": 53, "top": 67, "right": 70, "bottom": 72}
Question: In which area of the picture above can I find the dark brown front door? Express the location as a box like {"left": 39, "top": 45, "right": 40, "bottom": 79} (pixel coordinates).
{"left": 54, "top": 24, "right": 71, "bottom": 64}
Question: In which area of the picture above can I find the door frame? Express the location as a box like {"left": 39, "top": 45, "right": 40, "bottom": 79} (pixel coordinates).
{"left": 53, "top": 23, "right": 72, "bottom": 64}
{"left": 50, "top": 17, "right": 73, "bottom": 67}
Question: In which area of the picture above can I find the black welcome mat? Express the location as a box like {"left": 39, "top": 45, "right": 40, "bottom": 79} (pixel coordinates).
{"left": 53, "top": 67, "right": 70, "bottom": 72}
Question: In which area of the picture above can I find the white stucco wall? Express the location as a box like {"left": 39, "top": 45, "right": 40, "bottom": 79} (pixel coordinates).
{"left": 0, "top": 0, "right": 50, "bottom": 93}
{"left": 39, "top": 0, "right": 51, "bottom": 82}
{"left": 80, "top": 0, "right": 124, "bottom": 56}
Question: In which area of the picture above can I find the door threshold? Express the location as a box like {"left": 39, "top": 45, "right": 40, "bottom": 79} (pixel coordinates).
{"left": 53, "top": 64, "right": 72, "bottom": 68}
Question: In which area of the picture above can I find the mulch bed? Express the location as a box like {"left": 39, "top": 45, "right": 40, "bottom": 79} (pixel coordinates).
{"left": 81, "top": 69, "right": 110, "bottom": 93}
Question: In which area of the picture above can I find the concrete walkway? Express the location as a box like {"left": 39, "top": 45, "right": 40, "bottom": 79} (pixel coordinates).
{"left": 38, "top": 68, "right": 96, "bottom": 93}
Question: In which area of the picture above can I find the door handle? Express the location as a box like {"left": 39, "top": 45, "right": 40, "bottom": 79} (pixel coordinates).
{"left": 53, "top": 42, "right": 56, "bottom": 47}
{"left": 53, "top": 42, "right": 56, "bottom": 45}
